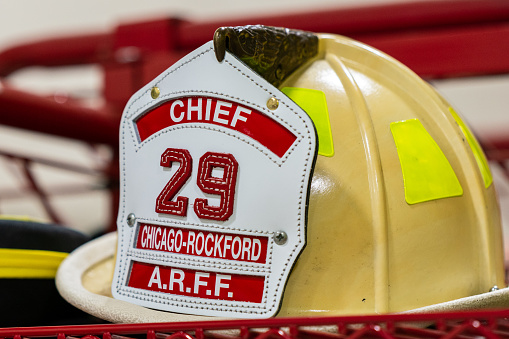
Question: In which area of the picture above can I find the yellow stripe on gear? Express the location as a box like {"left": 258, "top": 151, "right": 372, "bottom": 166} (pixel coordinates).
{"left": 391, "top": 119, "right": 463, "bottom": 204}
{"left": 0, "top": 248, "right": 68, "bottom": 279}
{"left": 282, "top": 87, "right": 334, "bottom": 157}
{"left": 449, "top": 107, "right": 493, "bottom": 188}
{"left": 0, "top": 215, "right": 42, "bottom": 222}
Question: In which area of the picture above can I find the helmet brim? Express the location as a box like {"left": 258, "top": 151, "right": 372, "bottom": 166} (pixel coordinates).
{"left": 56, "top": 232, "right": 509, "bottom": 323}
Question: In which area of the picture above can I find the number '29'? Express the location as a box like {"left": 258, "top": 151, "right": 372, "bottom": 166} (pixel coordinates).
{"left": 155, "top": 148, "right": 239, "bottom": 221}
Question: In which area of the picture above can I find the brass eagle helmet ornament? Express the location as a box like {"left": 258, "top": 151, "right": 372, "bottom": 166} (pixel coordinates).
{"left": 56, "top": 25, "right": 507, "bottom": 323}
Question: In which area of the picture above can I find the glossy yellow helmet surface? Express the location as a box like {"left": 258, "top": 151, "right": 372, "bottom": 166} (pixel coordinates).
{"left": 276, "top": 33, "right": 504, "bottom": 316}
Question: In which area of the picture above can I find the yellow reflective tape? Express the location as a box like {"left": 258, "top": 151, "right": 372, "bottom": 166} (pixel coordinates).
{"left": 282, "top": 87, "right": 334, "bottom": 157}
{"left": 0, "top": 248, "right": 68, "bottom": 279}
{"left": 390, "top": 119, "right": 463, "bottom": 204}
{"left": 0, "top": 215, "right": 41, "bottom": 222}
{"left": 449, "top": 107, "right": 493, "bottom": 188}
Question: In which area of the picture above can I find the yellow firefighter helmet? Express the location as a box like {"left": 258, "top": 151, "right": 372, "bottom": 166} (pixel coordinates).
{"left": 276, "top": 32, "right": 505, "bottom": 316}
{"left": 57, "top": 26, "right": 506, "bottom": 322}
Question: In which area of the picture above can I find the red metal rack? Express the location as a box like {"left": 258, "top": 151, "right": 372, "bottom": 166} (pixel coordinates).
{"left": 3, "top": 310, "right": 509, "bottom": 339}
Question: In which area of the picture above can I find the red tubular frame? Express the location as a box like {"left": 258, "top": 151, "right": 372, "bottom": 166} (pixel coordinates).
{"left": 0, "top": 33, "right": 112, "bottom": 77}
{"left": 2, "top": 309, "right": 509, "bottom": 338}
{"left": 3, "top": 0, "right": 509, "bottom": 75}
{"left": 0, "top": 85, "right": 119, "bottom": 146}
{"left": 177, "top": 0, "right": 509, "bottom": 78}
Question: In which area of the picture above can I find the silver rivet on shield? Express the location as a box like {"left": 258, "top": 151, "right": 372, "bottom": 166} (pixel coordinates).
{"left": 273, "top": 231, "right": 288, "bottom": 245}
{"left": 151, "top": 86, "right": 160, "bottom": 99}
{"left": 127, "top": 213, "right": 136, "bottom": 227}
{"left": 267, "top": 97, "right": 279, "bottom": 110}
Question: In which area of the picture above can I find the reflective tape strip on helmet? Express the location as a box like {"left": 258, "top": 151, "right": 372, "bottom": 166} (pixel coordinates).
{"left": 449, "top": 107, "right": 493, "bottom": 188}
{"left": 390, "top": 118, "right": 463, "bottom": 204}
{"left": 281, "top": 87, "right": 334, "bottom": 157}
{"left": 0, "top": 248, "right": 68, "bottom": 278}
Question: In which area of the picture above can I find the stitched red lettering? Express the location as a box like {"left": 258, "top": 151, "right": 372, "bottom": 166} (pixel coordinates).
{"left": 187, "top": 98, "right": 202, "bottom": 120}
{"left": 231, "top": 236, "right": 242, "bottom": 259}
{"left": 160, "top": 228, "right": 167, "bottom": 251}
{"left": 252, "top": 239, "right": 261, "bottom": 261}
{"left": 195, "top": 232, "right": 205, "bottom": 255}
{"left": 205, "top": 233, "right": 214, "bottom": 256}
{"left": 215, "top": 274, "right": 231, "bottom": 297}
{"left": 223, "top": 235, "right": 232, "bottom": 256}
{"left": 129, "top": 261, "right": 265, "bottom": 303}
{"left": 205, "top": 98, "right": 213, "bottom": 120}
{"left": 174, "top": 230, "right": 183, "bottom": 252}
{"left": 155, "top": 148, "right": 192, "bottom": 216}
{"left": 155, "top": 149, "right": 238, "bottom": 221}
{"left": 170, "top": 100, "right": 185, "bottom": 122}
{"left": 141, "top": 226, "right": 148, "bottom": 247}
{"left": 136, "top": 96, "right": 297, "bottom": 158}
{"left": 154, "top": 227, "right": 162, "bottom": 250}
{"left": 213, "top": 100, "right": 231, "bottom": 125}
{"left": 194, "top": 152, "right": 238, "bottom": 221}
{"left": 148, "top": 266, "right": 162, "bottom": 289}
{"left": 168, "top": 229, "right": 175, "bottom": 251}
{"left": 169, "top": 268, "right": 185, "bottom": 292}
{"left": 146, "top": 226, "right": 153, "bottom": 247}
{"left": 194, "top": 272, "right": 209, "bottom": 294}
{"left": 137, "top": 223, "right": 268, "bottom": 263}
{"left": 231, "top": 106, "right": 251, "bottom": 127}
{"left": 242, "top": 237, "right": 251, "bottom": 260}
{"left": 214, "top": 234, "right": 224, "bottom": 257}
{"left": 187, "top": 231, "right": 196, "bottom": 254}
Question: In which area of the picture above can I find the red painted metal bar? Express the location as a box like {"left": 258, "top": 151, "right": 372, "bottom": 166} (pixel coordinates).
{"left": 0, "top": 148, "right": 105, "bottom": 200}
{"left": 2, "top": 309, "right": 509, "bottom": 338}
{"left": 0, "top": 33, "right": 112, "bottom": 77}
{"left": 173, "top": 0, "right": 509, "bottom": 79}
{"left": 0, "top": 84, "right": 119, "bottom": 146}
{"left": 0, "top": 148, "right": 103, "bottom": 176}
{"left": 20, "top": 159, "right": 63, "bottom": 224}
{"left": 176, "top": 0, "right": 509, "bottom": 48}
{"left": 0, "top": 183, "right": 102, "bottom": 200}
{"left": 361, "top": 23, "right": 509, "bottom": 79}
{"left": 1, "top": 0, "right": 509, "bottom": 77}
